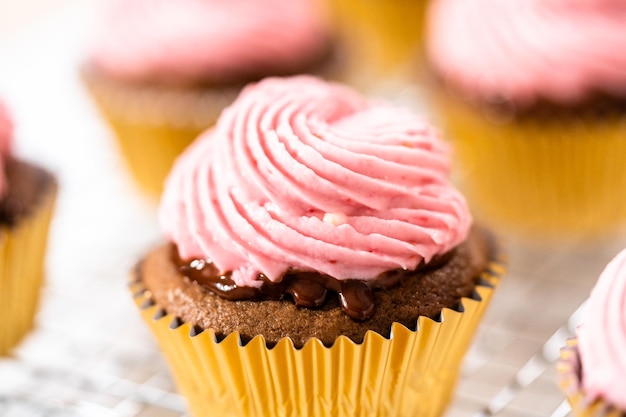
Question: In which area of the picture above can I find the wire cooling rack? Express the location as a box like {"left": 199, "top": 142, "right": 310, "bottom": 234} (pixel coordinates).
{"left": 1, "top": 3, "right": 624, "bottom": 416}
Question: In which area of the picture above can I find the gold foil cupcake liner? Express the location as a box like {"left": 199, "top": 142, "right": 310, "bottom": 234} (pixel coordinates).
{"left": 557, "top": 338, "right": 623, "bottom": 417}
{"left": 82, "top": 67, "right": 240, "bottom": 196}
{"left": 131, "top": 258, "right": 503, "bottom": 417}
{"left": 327, "top": 0, "right": 427, "bottom": 87}
{"left": 434, "top": 89, "right": 626, "bottom": 239}
{"left": 0, "top": 183, "right": 57, "bottom": 355}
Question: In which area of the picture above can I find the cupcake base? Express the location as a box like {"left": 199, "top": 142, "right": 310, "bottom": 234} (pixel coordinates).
{"left": 432, "top": 88, "right": 626, "bottom": 239}
{"left": 327, "top": 0, "right": 428, "bottom": 89}
{"left": 0, "top": 160, "right": 57, "bottom": 355}
{"left": 82, "top": 66, "right": 241, "bottom": 196}
{"left": 131, "top": 235, "right": 503, "bottom": 417}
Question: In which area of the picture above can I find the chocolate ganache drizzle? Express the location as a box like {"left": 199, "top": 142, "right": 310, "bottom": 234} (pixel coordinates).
{"left": 160, "top": 76, "right": 472, "bottom": 321}
{"left": 174, "top": 245, "right": 453, "bottom": 320}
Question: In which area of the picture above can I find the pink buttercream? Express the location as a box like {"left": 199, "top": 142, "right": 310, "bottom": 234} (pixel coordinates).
{"left": 160, "top": 76, "right": 472, "bottom": 287}
{"left": 88, "top": 0, "right": 331, "bottom": 85}
{"left": 427, "top": 0, "right": 626, "bottom": 107}
{"left": 578, "top": 248, "right": 626, "bottom": 410}
{"left": 0, "top": 101, "right": 12, "bottom": 197}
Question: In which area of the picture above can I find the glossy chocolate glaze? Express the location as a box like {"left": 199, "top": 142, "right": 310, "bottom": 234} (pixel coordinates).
{"left": 173, "top": 246, "right": 453, "bottom": 321}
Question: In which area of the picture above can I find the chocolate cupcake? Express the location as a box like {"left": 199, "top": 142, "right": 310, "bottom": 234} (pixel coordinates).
{"left": 0, "top": 101, "right": 57, "bottom": 355}
{"left": 83, "top": 0, "right": 337, "bottom": 196}
{"left": 426, "top": 0, "right": 626, "bottom": 239}
{"left": 132, "top": 76, "right": 503, "bottom": 417}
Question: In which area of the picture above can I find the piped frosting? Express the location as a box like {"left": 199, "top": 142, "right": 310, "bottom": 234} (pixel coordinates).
{"left": 88, "top": 0, "right": 331, "bottom": 86}
{"left": 160, "top": 76, "right": 471, "bottom": 288}
{"left": 427, "top": 0, "right": 626, "bottom": 108}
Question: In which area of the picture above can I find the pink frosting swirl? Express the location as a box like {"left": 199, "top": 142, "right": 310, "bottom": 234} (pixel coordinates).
{"left": 160, "top": 76, "right": 472, "bottom": 287}
{"left": 427, "top": 0, "right": 626, "bottom": 107}
{"left": 88, "top": 0, "right": 331, "bottom": 85}
{"left": 0, "top": 101, "right": 12, "bottom": 197}
{"left": 577, "top": 248, "right": 626, "bottom": 409}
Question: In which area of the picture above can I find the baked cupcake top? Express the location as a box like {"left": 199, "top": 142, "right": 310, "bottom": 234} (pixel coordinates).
{"left": 160, "top": 76, "right": 471, "bottom": 292}
{"left": 0, "top": 101, "right": 12, "bottom": 197}
{"left": 427, "top": 0, "right": 626, "bottom": 108}
{"left": 577, "top": 248, "right": 626, "bottom": 409}
{"left": 87, "top": 0, "right": 331, "bottom": 86}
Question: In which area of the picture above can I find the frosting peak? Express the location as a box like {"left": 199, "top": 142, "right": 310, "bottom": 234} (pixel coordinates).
{"left": 427, "top": 0, "right": 626, "bottom": 107}
{"left": 577, "top": 248, "right": 626, "bottom": 409}
{"left": 89, "top": 0, "right": 331, "bottom": 85}
{"left": 160, "top": 76, "right": 471, "bottom": 288}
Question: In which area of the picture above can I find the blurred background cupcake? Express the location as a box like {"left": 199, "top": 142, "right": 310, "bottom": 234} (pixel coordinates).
{"left": 82, "top": 0, "right": 336, "bottom": 197}
{"left": 0, "top": 100, "right": 57, "bottom": 355}
{"left": 326, "top": 0, "right": 429, "bottom": 92}
{"left": 558, "top": 247, "right": 626, "bottom": 416}
{"left": 132, "top": 76, "right": 504, "bottom": 417}
{"left": 425, "top": 0, "right": 626, "bottom": 241}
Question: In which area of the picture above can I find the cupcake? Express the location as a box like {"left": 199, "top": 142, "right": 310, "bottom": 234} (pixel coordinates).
{"left": 327, "top": 0, "right": 429, "bottom": 89}
{"left": 426, "top": 0, "right": 626, "bottom": 238}
{"left": 132, "top": 76, "right": 504, "bottom": 417}
{"left": 558, "top": 248, "right": 626, "bottom": 416}
{"left": 83, "top": 0, "right": 335, "bottom": 196}
{"left": 0, "top": 101, "right": 57, "bottom": 355}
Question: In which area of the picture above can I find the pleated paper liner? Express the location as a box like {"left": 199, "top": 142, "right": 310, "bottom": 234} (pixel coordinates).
{"left": 130, "top": 257, "right": 504, "bottom": 417}
{"left": 82, "top": 67, "right": 241, "bottom": 197}
{"left": 432, "top": 88, "right": 626, "bottom": 240}
{"left": 327, "top": 0, "right": 428, "bottom": 89}
{"left": 0, "top": 181, "right": 57, "bottom": 355}
{"left": 558, "top": 338, "right": 623, "bottom": 417}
